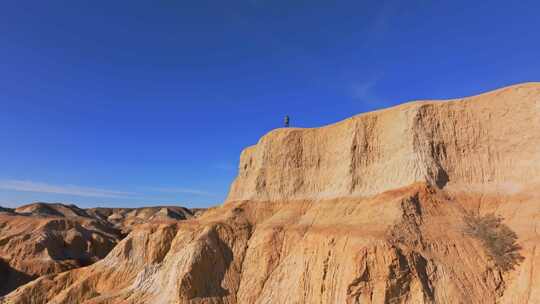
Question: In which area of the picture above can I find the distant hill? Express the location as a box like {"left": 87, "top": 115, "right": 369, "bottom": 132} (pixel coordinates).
{"left": 0, "top": 202, "right": 204, "bottom": 296}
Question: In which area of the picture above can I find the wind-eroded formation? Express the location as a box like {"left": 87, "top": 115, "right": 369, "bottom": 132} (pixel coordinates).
{"left": 0, "top": 203, "right": 197, "bottom": 297}
{"left": 2, "top": 83, "right": 540, "bottom": 303}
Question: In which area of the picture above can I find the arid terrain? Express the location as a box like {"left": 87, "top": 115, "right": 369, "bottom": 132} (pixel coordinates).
{"left": 0, "top": 203, "right": 199, "bottom": 297}
{"left": 1, "top": 82, "right": 539, "bottom": 303}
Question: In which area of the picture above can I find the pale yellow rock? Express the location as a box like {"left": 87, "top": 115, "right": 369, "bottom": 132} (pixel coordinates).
{"left": 2, "top": 82, "right": 540, "bottom": 304}
{"left": 228, "top": 82, "right": 540, "bottom": 202}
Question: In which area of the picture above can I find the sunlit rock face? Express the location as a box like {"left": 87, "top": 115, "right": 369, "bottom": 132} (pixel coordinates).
{"left": 0, "top": 203, "right": 198, "bottom": 298}
{"left": 228, "top": 82, "right": 540, "bottom": 202}
{"left": 3, "top": 83, "right": 540, "bottom": 304}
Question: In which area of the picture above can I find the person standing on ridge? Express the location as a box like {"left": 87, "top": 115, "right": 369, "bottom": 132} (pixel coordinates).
{"left": 284, "top": 115, "right": 290, "bottom": 128}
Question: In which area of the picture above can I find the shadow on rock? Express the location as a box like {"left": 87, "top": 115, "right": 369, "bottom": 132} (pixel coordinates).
{"left": 0, "top": 258, "right": 36, "bottom": 296}
{"left": 178, "top": 225, "right": 235, "bottom": 299}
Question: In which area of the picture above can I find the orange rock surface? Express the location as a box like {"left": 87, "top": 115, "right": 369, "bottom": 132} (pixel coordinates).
{"left": 0, "top": 203, "right": 198, "bottom": 297}
{"left": 2, "top": 83, "right": 539, "bottom": 303}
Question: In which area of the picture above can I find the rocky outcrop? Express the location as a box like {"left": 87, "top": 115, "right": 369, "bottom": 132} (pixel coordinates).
{"left": 86, "top": 206, "right": 195, "bottom": 235}
{"left": 228, "top": 82, "right": 540, "bottom": 202}
{"left": 0, "top": 203, "right": 199, "bottom": 297}
{"left": 0, "top": 207, "right": 14, "bottom": 214}
{"left": 2, "top": 82, "right": 540, "bottom": 303}
{"left": 0, "top": 208, "right": 119, "bottom": 296}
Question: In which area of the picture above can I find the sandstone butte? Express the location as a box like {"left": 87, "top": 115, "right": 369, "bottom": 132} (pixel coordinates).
{"left": 1, "top": 82, "right": 540, "bottom": 304}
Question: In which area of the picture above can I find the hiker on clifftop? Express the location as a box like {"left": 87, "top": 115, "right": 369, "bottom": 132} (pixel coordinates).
{"left": 284, "top": 115, "right": 290, "bottom": 128}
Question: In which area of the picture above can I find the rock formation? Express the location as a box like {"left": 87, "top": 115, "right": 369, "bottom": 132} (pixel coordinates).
{"left": 0, "top": 203, "right": 199, "bottom": 297}
{"left": 86, "top": 205, "right": 195, "bottom": 235}
{"left": 2, "top": 82, "right": 539, "bottom": 303}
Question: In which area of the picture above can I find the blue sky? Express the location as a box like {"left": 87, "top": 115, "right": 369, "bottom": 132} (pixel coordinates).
{"left": 0, "top": 0, "right": 538, "bottom": 208}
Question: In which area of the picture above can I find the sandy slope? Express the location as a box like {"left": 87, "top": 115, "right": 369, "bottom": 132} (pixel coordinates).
{"left": 0, "top": 203, "right": 198, "bottom": 297}
{"left": 2, "top": 82, "right": 540, "bottom": 303}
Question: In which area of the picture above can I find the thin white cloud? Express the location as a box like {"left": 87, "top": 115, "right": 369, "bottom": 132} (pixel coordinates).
{"left": 350, "top": 73, "right": 384, "bottom": 102}
{"left": 351, "top": 79, "right": 378, "bottom": 100}
{"left": 0, "top": 180, "right": 135, "bottom": 198}
{"left": 0, "top": 201, "right": 17, "bottom": 208}
{"left": 148, "top": 187, "right": 216, "bottom": 197}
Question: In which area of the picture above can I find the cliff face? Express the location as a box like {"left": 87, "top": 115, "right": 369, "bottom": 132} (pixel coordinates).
{"left": 228, "top": 83, "right": 540, "bottom": 202}
{"left": 3, "top": 83, "right": 540, "bottom": 304}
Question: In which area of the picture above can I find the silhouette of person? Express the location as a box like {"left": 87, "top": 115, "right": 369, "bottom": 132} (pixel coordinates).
{"left": 284, "top": 115, "right": 290, "bottom": 128}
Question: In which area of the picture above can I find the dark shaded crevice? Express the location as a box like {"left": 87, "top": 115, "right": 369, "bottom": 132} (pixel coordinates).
{"left": 0, "top": 258, "right": 36, "bottom": 296}
{"left": 346, "top": 251, "right": 373, "bottom": 304}
{"left": 411, "top": 252, "right": 435, "bottom": 302}
{"left": 413, "top": 104, "right": 450, "bottom": 189}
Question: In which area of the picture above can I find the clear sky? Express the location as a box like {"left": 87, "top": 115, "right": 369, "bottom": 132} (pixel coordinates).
{"left": 1, "top": 0, "right": 538, "bottom": 208}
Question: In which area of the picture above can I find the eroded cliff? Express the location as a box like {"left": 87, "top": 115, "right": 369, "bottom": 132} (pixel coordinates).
{"left": 3, "top": 83, "right": 540, "bottom": 304}
{"left": 0, "top": 203, "right": 199, "bottom": 297}
{"left": 228, "top": 82, "right": 540, "bottom": 202}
